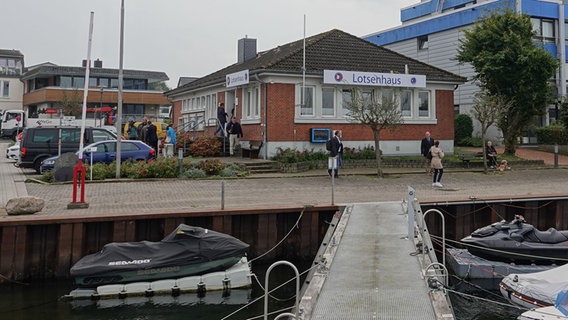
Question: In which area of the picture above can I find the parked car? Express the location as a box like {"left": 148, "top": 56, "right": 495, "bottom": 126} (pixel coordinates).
{"left": 18, "top": 126, "right": 117, "bottom": 173}
{"left": 6, "top": 141, "right": 20, "bottom": 161}
{"left": 40, "top": 140, "right": 156, "bottom": 174}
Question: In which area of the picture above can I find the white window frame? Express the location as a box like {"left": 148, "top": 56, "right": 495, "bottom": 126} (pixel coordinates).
{"left": 321, "top": 87, "right": 335, "bottom": 116}
{"left": 418, "top": 91, "right": 430, "bottom": 118}
{"left": 243, "top": 85, "right": 260, "bottom": 120}
{"left": 296, "top": 85, "right": 315, "bottom": 117}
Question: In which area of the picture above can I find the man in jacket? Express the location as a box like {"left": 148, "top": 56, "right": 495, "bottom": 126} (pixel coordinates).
{"left": 420, "top": 131, "right": 435, "bottom": 174}
{"left": 328, "top": 130, "right": 342, "bottom": 178}
{"left": 226, "top": 117, "right": 243, "bottom": 156}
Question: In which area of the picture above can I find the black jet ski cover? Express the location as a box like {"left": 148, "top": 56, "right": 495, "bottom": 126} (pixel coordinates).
{"left": 70, "top": 224, "right": 249, "bottom": 277}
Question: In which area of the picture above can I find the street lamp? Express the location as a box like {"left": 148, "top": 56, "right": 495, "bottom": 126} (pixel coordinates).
{"left": 98, "top": 85, "right": 105, "bottom": 127}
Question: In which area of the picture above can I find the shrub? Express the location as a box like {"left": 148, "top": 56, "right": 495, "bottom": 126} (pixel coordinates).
{"left": 273, "top": 148, "right": 302, "bottom": 163}
{"left": 343, "top": 146, "right": 376, "bottom": 160}
{"left": 197, "top": 159, "right": 225, "bottom": 175}
{"left": 189, "top": 136, "right": 221, "bottom": 157}
{"left": 535, "top": 125, "right": 568, "bottom": 144}
{"left": 180, "top": 168, "right": 207, "bottom": 179}
{"left": 455, "top": 114, "right": 473, "bottom": 144}
{"left": 219, "top": 163, "right": 247, "bottom": 177}
{"left": 458, "top": 136, "right": 483, "bottom": 147}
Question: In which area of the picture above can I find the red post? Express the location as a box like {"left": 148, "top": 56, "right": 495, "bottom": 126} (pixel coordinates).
{"left": 69, "top": 160, "right": 89, "bottom": 209}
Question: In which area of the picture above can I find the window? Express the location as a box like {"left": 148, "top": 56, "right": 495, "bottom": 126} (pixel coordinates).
{"left": 418, "top": 35, "right": 429, "bottom": 50}
{"left": 60, "top": 76, "right": 72, "bottom": 88}
{"left": 2, "top": 81, "right": 9, "bottom": 97}
{"left": 341, "top": 89, "right": 352, "bottom": 117}
{"left": 73, "top": 77, "right": 85, "bottom": 88}
{"left": 244, "top": 86, "right": 260, "bottom": 118}
{"left": 401, "top": 90, "right": 412, "bottom": 116}
{"left": 322, "top": 87, "right": 335, "bottom": 116}
{"left": 418, "top": 91, "right": 430, "bottom": 117}
{"left": 299, "top": 86, "right": 314, "bottom": 116}
{"left": 532, "top": 18, "right": 555, "bottom": 44}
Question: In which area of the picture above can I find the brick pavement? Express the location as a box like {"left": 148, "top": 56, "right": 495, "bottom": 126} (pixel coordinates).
{"left": 1, "top": 140, "right": 568, "bottom": 218}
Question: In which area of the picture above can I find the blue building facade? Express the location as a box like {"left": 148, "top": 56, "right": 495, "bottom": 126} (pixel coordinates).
{"left": 365, "top": 0, "right": 567, "bottom": 141}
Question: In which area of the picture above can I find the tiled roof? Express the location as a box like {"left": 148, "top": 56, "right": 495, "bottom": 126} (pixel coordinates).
{"left": 0, "top": 49, "right": 24, "bottom": 58}
{"left": 167, "top": 29, "right": 465, "bottom": 95}
{"left": 21, "top": 64, "right": 169, "bottom": 83}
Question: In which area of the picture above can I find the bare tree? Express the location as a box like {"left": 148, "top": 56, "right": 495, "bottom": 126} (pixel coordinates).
{"left": 344, "top": 88, "right": 404, "bottom": 178}
{"left": 471, "top": 90, "right": 510, "bottom": 173}
{"left": 59, "top": 89, "right": 82, "bottom": 117}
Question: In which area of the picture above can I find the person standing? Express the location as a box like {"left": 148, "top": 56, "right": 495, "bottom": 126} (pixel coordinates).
{"left": 137, "top": 117, "right": 148, "bottom": 141}
{"left": 226, "top": 117, "right": 243, "bottom": 156}
{"left": 214, "top": 102, "right": 228, "bottom": 137}
{"left": 421, "top": 131, "right": 435, "bottom": 174}
{"left": 430, "top": 140, "right": 445, "bottom": 188}
{"left": 164, "top": 123, "right": 176, "bottom": 157}
{"left": 145, "top": 121, "right": 159, "bottom": 158}
{"left": 328, "top": 130, "right": 341, "bottom": 178}
{"left": 127, "top": 120, "right": 138, "bottom": 139}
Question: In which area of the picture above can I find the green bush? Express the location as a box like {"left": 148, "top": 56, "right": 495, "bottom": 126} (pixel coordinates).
{"left": 458, "top": 136, "right": 483, "bottom": 147}
{"left": 197, "top": 159, "right": 225, "bottom": 175}
{"left": 189, "top": 136, "right": 221, "bottom": 157}
{"left": 455, "top": 114, "right": 474, "bottom": 144}
{"left": 272, "top": 145, "right": 376, "bottom": 163}
{"left": 535, "top": 125, "right": 568, "bottom": 144}
{"left": 219, "top": 163, "right": 248, "bottom": 177}
{"left": 180, "top": 168, "right": 207, "bottom": 179}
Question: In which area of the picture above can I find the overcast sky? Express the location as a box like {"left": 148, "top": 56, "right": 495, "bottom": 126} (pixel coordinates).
{"left": 4, "top": 0, "right": 416, "bottom": 88}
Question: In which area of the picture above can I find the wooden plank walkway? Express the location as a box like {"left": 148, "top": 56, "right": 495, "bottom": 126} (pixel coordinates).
{"left": 300, "top": 202, "right": 446, "bottom": 319}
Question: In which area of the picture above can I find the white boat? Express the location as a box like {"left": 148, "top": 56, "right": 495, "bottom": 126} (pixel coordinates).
{"left": 518, "top": 290, "right": 568, "bottom": 320}
{"left": 500, "top": 264, "right": 568, "bottom": 309}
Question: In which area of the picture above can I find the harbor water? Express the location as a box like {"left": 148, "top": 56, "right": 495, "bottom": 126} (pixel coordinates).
{"left": 0, "top": 263, "right": 527, "bottom": 320}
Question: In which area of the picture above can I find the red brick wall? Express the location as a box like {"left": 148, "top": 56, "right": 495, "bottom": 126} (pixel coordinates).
{"left": 259, "top": 83, "right": 455, "bottom": 142}
{"left": 172, "top": 100, "right": 182, "bottom": 127}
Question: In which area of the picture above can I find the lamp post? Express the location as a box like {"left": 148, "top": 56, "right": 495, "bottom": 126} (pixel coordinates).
{"left": 98, "top": 85, "right": 105, "bottom": 127}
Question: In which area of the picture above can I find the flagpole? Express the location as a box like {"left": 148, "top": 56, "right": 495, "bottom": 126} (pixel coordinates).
{"left": 115, "top": 0, "right": 125, "bottom": 178}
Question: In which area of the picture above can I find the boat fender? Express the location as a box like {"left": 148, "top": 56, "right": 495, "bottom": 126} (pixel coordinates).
{"left": 90, "top": 293, "right": 100, "bottom": 301}
{"left": 145, "top": 288, "right": 154, "bottom": 297}
{"left": 223, "top": 277, "right": 231, "bottom": 291}
{"left": 197, "top": 282, "right": 206, "bottom": 298}
{"left": 118, "top": 290, "right": 127, "bottom": 299}
{"left": 171, "top": 286, "right": 181, "bottom": 297}
{"left": 513, "top": 275, "right": 518, "bottom": 282}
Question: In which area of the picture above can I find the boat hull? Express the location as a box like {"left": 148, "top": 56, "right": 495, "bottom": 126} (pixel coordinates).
{"left": 75, "top": 256, "right": 243, "bottom": 287}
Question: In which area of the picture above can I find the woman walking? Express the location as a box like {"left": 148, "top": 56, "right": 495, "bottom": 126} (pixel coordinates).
{"left": 430, "top": 140, "right": 444, "bottom": 188}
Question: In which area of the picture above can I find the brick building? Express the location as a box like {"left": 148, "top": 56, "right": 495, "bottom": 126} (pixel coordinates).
{"left": 166, "top": 29, "right": 465, "bottom": 159}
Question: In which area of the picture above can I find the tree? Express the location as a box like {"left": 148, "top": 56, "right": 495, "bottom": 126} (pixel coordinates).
{"left": 456, "top": 8, "right": 558, "bottom": 155}
{"left": 471, "top": 90, "right": 510, "bottom": 173}
{"left": 59, "top": 89, "right": 82, "bottom": 117}
{"left": 344, "top": 88, "right": 404, "bottom": 178}
{"left": 148, "top": 81, "right": 170, "bottom": 92}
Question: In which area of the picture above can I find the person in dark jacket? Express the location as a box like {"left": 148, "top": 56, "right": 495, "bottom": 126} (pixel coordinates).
{"left": 420, "top": 131, "right": 435, "bottom": 174}
{"left": 226, "top": 117, "right": 243, "bottom": 156}
{"left": 485, "top": 140, "right": 498, "bottom": 168}
{"left": 328, "top": 130, "right": 342, "bottom": 178}
{"left": 145, "top": 121, "right": 159, "bottom": 158}
{"left": 214, "top": 103, "right": 228, "bottom": 137}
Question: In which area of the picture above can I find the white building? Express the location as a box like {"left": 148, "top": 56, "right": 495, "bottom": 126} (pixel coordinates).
{"left": 0, "top": 49, "right": 25, "bottom": 112}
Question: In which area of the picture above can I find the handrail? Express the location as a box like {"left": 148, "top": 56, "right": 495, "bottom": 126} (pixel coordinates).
{"left": 423, "top": 208, "right": 446, "bottom": 268}
{"left": 264, "top": 261, "right": 299, "bottom": 320}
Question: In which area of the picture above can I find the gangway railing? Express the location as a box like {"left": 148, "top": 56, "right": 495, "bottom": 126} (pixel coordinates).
{"left": 264, "top": 261, "right": 299, "bottom": 320}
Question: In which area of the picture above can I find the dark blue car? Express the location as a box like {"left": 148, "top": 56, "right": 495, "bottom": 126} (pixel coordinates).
{"left": 40, "top": 140, "right": 156, "bottom": 174}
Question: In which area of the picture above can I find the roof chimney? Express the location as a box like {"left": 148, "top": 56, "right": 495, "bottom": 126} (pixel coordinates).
{"left": 238, "top": 36, "right": 257, "bottom": 64}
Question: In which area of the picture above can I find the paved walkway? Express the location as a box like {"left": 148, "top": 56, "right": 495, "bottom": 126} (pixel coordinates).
{"left": 1, "top": 140, "right": 567, "bottom": 218}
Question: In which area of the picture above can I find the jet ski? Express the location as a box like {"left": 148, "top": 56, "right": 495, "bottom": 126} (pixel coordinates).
{"left": 70, "top": 224, "right": 249, "bottom": 287}
{"left": 460, "top": 215, "right": 568, "bottom": 265}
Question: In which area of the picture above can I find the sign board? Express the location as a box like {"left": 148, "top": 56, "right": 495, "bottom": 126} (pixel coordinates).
{"left": 323, "top": 70, "right": 426, "bottom": 88}
{"left": 310, "top": 128, "right": 330, "bottom": 143}
{"left": 226, "top": 70, "right": 249, "bottom": 88}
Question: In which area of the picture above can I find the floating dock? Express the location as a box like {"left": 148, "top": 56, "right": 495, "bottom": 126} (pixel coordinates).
{"left": 299, "top": 201, "right": 453, "bottom": 320}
